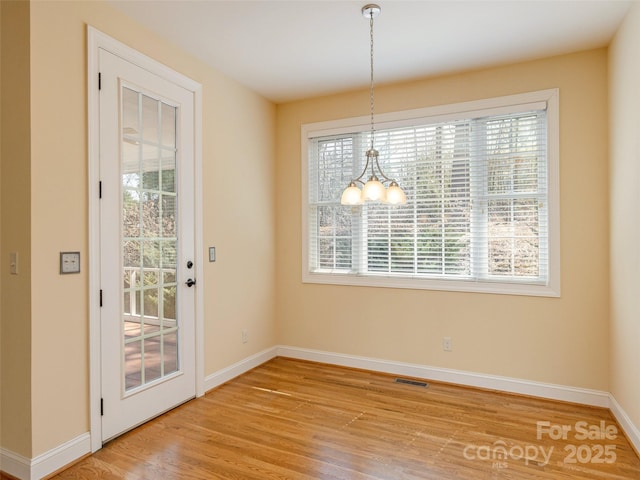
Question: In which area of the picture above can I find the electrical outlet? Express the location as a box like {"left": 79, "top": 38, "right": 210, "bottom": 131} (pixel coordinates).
{"left": 242, "top": 329, "right": 248, "bottom": 344}
{"left": 443, "top": 336, "right": 452, "bottom": 352}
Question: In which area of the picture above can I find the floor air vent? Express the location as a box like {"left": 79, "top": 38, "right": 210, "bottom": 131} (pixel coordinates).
{"left": 394, "top": 378, "right": 428, "bottom": 388}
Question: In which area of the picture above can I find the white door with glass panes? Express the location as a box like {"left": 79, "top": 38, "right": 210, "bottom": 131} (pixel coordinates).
{"left": 99, "top": 49, "right": 196, "bottom": 442}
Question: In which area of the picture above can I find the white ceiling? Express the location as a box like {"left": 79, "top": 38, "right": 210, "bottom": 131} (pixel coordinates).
{"left": 109, "top": 0, "right": 633, "bottom": 103}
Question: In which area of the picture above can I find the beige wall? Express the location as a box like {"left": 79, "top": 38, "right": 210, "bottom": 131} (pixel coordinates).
{"left": 0, "top": 0, "right": 33, "bottom": 458}
{"left": 11, "top": 0, "right": 276, "bottom": 457}
{"left": 276, "top": 49, "right": 610, "bottom": 390}
{"left": 0, "top": 0, "right": 3, "bottom": 456}
{"left": 609, "top": 2, "right": 640, "bottom": 431}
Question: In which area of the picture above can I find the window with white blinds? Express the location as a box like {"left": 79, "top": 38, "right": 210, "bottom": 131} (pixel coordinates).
{"left": 302, "top": 90, "right": 560, "bottom": 296}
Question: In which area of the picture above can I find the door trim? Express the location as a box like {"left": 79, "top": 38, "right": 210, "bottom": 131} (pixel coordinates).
{"left": 87, "top": 26, "right": 204, "bottom": 453}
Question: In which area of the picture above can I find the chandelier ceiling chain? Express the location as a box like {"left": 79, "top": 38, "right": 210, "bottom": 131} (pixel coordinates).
{"left": 340, "top": 4, "right": 407, "bottom": 206}
{"left": 369, "top": 8, "right": 375, "bottom": 151}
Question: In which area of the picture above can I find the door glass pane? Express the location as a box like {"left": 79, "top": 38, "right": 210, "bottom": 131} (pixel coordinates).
{"left": 144, "top": 337, "right": 162, "bottom": 383}
{"left": 142, "top": 95, "right": 159, "bottom": 144}
{"left": 162, "top": 152, "right": 176, "bottom": 193}
{"left": 161, "top": 103, "right": 176, "bottom": 148}
{"left": 122, "top": 87, "right": 179, "bottom": 391}
{"left": 142, "top": 145, "right": 160, "bottom": 190}
{"left": 125, "top": 340, "right": 142, "bottom": 390}
{"left": 164, "top": 332, "right": 178, "bottom": 376}
{"left": 162, "top": 195, "right": 177, "bottom": 237}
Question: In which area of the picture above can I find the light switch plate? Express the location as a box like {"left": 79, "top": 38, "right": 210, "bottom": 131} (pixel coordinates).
{"left": 209, "top": 247, "right": 216, "bottom": 262}
{"left": 60, "top": 252, "right": 81, "bottom": 274}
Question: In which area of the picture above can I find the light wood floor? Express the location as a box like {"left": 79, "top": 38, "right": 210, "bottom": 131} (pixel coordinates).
{"left": 52, "top": 358, "right": 640, "bottom": 479}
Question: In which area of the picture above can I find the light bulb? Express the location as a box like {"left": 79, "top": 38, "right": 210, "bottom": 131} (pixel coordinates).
{"left": 341, "top": 182, "right": 363, "bottom": 205}
{"left": 362, "top": 176, "right": 386, "bottom": 202}
{"left": 386, "top": 182, "right": 407, "bottom": 205}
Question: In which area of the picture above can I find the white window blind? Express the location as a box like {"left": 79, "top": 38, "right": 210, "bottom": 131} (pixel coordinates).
{"left": 303, "top": 90, "right": 559, "bottom": 296}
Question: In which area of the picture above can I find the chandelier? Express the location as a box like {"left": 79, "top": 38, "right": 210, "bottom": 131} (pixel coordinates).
{"left": 341, "top": 4, "right": 407, "bottom": 206}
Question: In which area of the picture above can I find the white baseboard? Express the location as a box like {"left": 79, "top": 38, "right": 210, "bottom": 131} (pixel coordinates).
{"left": 31, "top": 432, "right": 91, "bottom": 480}
{"left": 0, "top": 447, "right": 30, "bottom": 480}
{"left": 0, "top": 432, "right": 90, "bottom": 480}
{"left": 277, "top": 345, "right": 611, "bottom": 408}
{"left": 204, "top": 346, "right": 278, "bottom": 392}
{"left": 609, "top": 393, "right": 640, "bottom": 455}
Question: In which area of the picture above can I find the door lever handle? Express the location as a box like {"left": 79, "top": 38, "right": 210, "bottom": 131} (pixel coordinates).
{"left": 185, "top": 278, "right": 196, "bottom": 287}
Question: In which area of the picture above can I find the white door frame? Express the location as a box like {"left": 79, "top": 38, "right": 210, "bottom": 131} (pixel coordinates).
{"left": 87, "top": 26, "right": 204, "bottom": 453}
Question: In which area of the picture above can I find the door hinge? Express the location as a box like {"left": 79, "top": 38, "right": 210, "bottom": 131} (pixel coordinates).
{"left": 99, "top": 181, "right": 102, "bottom": 199}
{"left": 98, "top": 72, "right": 101, "bottom": 90}
{"left": 99, "top": 289, "right": 103, "bottom": 307}
{"left": 101, "top": 398, "right": 104, "bottom": 416}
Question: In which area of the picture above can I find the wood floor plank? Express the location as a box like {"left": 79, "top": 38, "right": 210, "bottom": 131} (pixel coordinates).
{"left": 51, "top": 358, "right": 640, "bottom": 479}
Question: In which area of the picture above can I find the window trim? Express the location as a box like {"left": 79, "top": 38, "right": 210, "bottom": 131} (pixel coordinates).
{"left": 301, "top": 89, "right": 560, "bottom": 297}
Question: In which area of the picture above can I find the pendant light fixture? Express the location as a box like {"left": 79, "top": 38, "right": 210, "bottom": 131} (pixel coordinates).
{"left": 341, "top": 4, "right": 407, "bottom": 206}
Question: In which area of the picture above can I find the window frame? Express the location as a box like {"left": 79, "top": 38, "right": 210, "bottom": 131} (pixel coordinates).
{"left": 301, "top": 89, "right": 560, "bottom": 297}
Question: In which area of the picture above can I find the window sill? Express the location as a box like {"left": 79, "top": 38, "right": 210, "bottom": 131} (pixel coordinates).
{"left": 302, "top": 271, "right": 560, "bottom": 298}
